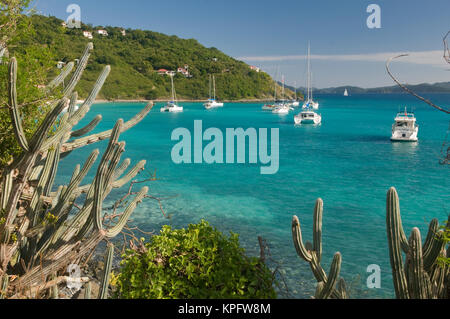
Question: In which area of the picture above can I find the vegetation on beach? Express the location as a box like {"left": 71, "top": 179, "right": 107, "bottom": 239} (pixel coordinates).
{"left": 114, "top": 220, "right": 276, "bottom": 299}
{"left": 24, "top": 15, "right": 292, "bottom": 101}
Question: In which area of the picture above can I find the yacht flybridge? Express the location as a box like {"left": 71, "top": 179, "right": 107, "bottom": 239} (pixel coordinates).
{"left": 390, "top": 107, "right": 418, "bottom": 142}
{"left": 161, "top": 75, "right": 183, "bottom": 112}
{"left": 302, "top": 44, "right": 319, "bottom": 110}
{"left": 204, "top": 75, "right": 223, "bottom": 109}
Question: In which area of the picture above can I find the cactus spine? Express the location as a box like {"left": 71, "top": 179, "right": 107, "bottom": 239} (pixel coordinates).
{"left": 0, "top": 42, "right": 153, "bottom": 298}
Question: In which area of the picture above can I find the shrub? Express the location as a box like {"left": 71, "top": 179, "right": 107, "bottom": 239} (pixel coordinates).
{"left": 115, "top": 220, "right": 276, "bottom": 299}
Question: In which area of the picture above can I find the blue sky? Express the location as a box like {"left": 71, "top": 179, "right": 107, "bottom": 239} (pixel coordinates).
{"left": 32, "top": 0, "right": 450, "bottom": 88}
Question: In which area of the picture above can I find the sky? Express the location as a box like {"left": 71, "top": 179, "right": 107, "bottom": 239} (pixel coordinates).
{"left": 32, "top": 0, "right": 450, "bottom": 88}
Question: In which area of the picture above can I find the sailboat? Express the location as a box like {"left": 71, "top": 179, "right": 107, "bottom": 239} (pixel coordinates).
{"left": 262, "top": 68, "right": 279, "bottom": 110}
{"left": 161, "top": 74, "right": 183, "bottom": 112}
{"left": 289, "top": 81, "right": 300, "bottom": 107}
{"left": 272, "top": 75, "right": 292, "bottom": 114}
{"left": 204, "top": 74, "right": 223, "bottom": 109}
{"left": 302, "top": 43, "right": 319, "bottom": 110}
{"left": 344, "top": 89, "right": 349, "bottom": 97}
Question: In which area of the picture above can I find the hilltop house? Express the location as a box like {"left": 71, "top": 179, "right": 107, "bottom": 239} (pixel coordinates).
{"left": 121, "top": 29, "right": 126, "bottom": 36}
{"left": 177, "top": 67, "right": 189, "bottom": 77}
{"left": 97, "top": 29, "right": 109, "bottom": 36}
{"left": 83, "top": 31, "right": 93, "bottom": 39}
{"left": 250, "top": 65, "right": 260, "bottom": 72}
{"left": 157, "top": 69, "right": 170, "bottom": 75}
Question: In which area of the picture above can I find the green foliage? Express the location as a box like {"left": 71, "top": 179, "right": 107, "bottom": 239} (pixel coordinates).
{"left": 0, "top": 2, "right": 57, "bottom": 167}
{"left": 438, "top": 220, "right": 450, "bottom": 267}
{"left": 115, "top": 220, "right": 276, "bottom": 299}
{"left": 26, "top": 15, "right": 282, "bottom": 101}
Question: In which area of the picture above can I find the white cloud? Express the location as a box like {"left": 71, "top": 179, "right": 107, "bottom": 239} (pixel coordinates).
{"left": 237, "top": 50, "right": 448, "bottom": 67}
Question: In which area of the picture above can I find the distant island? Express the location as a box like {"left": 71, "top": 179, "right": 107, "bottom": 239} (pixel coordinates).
{"left": 24, "top": 15, "right": 296, "bottom": 101}
{"left": 282, "top": 82, "right": 450, "bottom": 94}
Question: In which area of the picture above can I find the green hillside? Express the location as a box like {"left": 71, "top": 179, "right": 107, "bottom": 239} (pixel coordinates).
{"left": 26, "top": 15, "right": 293, "bottom": 101}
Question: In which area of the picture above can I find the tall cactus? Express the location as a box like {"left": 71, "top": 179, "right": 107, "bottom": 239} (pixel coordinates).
{"left": 386, "top": 187, "right": 448, "bottom": 299}
{"left": 292, "top": 189, "right": 448, "bottom": 299}
{"left": 0, "top": 42, "right": 154, "bottom": 298}
{"left": 291, "top": 199, "right": 347, "bottom": 299}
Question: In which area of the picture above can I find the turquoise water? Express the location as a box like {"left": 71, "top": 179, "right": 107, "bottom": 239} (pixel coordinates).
{"left": 56, "top": 94, "right": 449, "bottom": 299}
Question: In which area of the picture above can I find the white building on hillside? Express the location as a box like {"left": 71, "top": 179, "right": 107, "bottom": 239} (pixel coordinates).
{"left": 83, "top": 31, "right": 93, "bottom": 39}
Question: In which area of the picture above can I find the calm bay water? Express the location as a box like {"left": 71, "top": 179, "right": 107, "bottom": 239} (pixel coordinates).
{"left": 56, "top": 94, "right": 449, "bottom": 299}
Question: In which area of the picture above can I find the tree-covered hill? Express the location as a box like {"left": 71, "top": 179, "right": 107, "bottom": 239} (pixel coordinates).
{"left": 28, "top": 15, "right": 294, "bottom": 101}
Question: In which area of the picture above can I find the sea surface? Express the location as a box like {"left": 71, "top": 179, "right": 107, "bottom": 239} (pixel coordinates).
{"left": 56, "top": 94, "right": 450, "bottom": 299}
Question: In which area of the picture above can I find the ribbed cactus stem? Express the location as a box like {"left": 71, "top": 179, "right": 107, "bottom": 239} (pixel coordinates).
{"left": 406, "top": 228, "right": 428, "bottom": 299}
{"left": 63, "top": 43, "right": 93, "bottom": 96}
{"left": 292, "top": 215, "right": 312, "bottom": 262}
{"left": 105, "top": 186, "right": 148, "bottom": 238}
{"left": 8, "top": 57, "right": 29, "bottom": 151}
{"left": 316, "top": 252, "right": 341, "bottom": 299}
{"left": 71, "top": 114, "right": 102, "bottom": 137}
{"left": 313, "top": 198, "right": 323, "bottom": 263}
{"left": 386, "top": 187, "right": 410, "bottom": 299}
{"left": 47, "top": 62, "right": 74, "bottom": 91}
{"left": 99, "top": 243, "right": 114, "bottom": 299}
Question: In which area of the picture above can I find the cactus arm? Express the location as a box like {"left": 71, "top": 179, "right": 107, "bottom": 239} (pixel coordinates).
{"left": 0, "top": 171, "right": 13, "bottom": 210}
{"left": 112, "top": 160, "right": 146, "bottom": 188}
{"left": 67, "top": 92, "right": 78, "bottom": 116}
{"left": 113, "top": 158, "right": 131, "bottom": 180}
{"left": 316, "top": 252, "right": 341, "bottom": 299}
{"left": 61, "top": 102, "right": 153, "bottom": 154}
{"left": 99, "top": 243, "right": 114, "bottom": 299}
{"left": 423, "top": 230, "right": 445, "bottom": 272}
{"left": 27, "top": 98, "right": 68, "bottom": 154}
{"left": 63, "top": 43, "right": 93, "bottom": 97}
{"left": 292, "top": 216, "right": 312, "bottom": 262}
{"left": 386, "top": 187, "right": 410, "bottom": 299}
{"left": 104, "top": 186, "right": 148, "bottom": 238}
{"left": 406, "top": 228, "right": 428, "bottom": 299}
{"left": 313, "top": 198, "right": 323, "bottom": 263}
{"left": 8, "top": 57, "right": 29, "bottom": 151}
{"left": 70, "top": 115, "right": 102, "bottom": 137}
{"left": 47, "top": 62, "right": 74, "bottom": 91}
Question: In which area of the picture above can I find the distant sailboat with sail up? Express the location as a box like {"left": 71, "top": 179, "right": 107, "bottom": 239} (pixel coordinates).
{"left": 344, "top": 89, "right": 349, "bottom": 96}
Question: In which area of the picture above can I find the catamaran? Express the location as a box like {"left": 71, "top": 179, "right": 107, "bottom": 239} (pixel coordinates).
{"left": 390, "top": 107, "right": 418, "bottom": 142}
{"left": 294, "top": 109, "right": 322, "bottom": 125}
{"left": 302, "top": 44, "right": 319, "bottom": 110}
{"left": 204, "top": 74, "right": 223, "bottom": 109}
{"left": 161, "top": 74, "right": 183, "bottom": 112}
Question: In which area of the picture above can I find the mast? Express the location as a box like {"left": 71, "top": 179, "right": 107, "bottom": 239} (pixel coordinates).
{"left": 171, "top": 74, "right": 177, "bottom": 103}
{"left": 294, "top": 81, "right": 297, "bottom": 100}
{"left": 307, "top": 43, "right": 311, "bottom": 101}
{"left": 208, "top": 74, "right": 212, "bottom": 100}
{"left": 213, "top": 75, "right": 216, "bottom": 100}
{"left": 282, "top": 75, "right": 285, "bottom": 101}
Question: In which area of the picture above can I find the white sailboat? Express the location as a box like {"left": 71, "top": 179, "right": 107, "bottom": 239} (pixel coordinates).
{"left": 161, "top": 74, "right": 183, "bottom": 112}
{"left": 204, "top": 74, "right": 223, "bottom": 109}
{"left": 263, "top": 68, "right": 279, "bottom": 110}
{"left": 344, "top": 89, "right": 349, "bottom": 96}
{"left": 272, "top": 75, "right": 293, "bottom": 114}
{"left": 289, "top": 81, "right": 300, "bottom": 107}
{"left": 302, "top": 43, "right": 319, "bottom": 110}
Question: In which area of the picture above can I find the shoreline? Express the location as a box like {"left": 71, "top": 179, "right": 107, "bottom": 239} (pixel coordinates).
{"left": 80, "top": 98, "right": 300, "bottom": 104}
